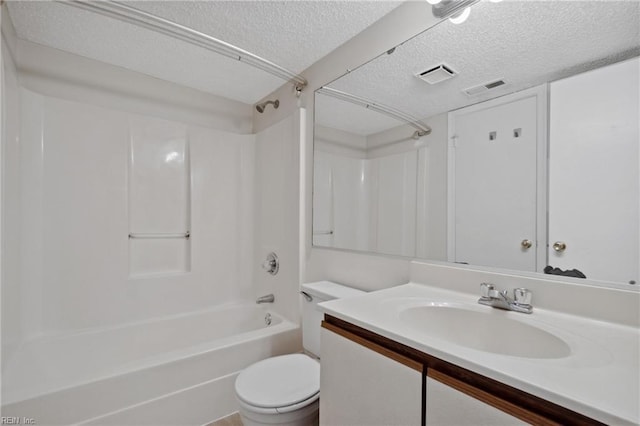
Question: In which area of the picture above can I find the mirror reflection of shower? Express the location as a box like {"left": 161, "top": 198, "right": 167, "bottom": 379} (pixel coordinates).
{"left": 312, "top": 0, "right": 640, "bottom": 287}
{"left": 255, "top": 99, "right": 280, "bottom": 113}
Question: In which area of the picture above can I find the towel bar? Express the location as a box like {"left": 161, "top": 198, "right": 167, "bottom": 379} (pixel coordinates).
{"left": 128, "top": 232, "right": 190, "bottom": 239}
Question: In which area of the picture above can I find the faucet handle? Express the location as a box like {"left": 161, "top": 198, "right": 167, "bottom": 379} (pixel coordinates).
{"left": 262, "top": 252, "right": 279, "bottom": 275}
{"left": 480, "top": 283, "right": 494, "bottom": 298}
{"left": 513, "top": 288, "right": 532, "bottom": 306}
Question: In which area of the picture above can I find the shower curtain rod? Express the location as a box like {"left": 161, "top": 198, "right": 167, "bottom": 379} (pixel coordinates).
{"left": 60, "top": 1, "right": 308, "bottom": 94}
{"left": 317, "top": 87, "right": 432, "bottom": 139}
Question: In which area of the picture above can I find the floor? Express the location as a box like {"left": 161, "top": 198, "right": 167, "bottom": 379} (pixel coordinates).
{"left": 208, "top": 412, "right": 243, "bottom": 426}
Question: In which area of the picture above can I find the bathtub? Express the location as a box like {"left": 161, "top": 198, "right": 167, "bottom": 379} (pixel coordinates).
{"left": 1, "top": 303, "right": 300, "bottom": 425}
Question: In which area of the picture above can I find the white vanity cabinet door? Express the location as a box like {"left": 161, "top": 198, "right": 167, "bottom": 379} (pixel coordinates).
{"left": 425, "top": 373, "right": 528, "bottom": 426}
{"left": 320, "top": 327, "right": 423, "bottom": 426}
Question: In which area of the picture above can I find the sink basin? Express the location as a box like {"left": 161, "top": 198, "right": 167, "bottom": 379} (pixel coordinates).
{"left": 399, "top": 304, "right": 571, "bottom": 359}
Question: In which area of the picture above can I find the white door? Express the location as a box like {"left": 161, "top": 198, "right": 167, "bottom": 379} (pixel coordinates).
{"left": 549, "top": 58, "right": 639, "bottom": 284}
{"left": 449, "top": 88, "right": 543, "bottom": 272}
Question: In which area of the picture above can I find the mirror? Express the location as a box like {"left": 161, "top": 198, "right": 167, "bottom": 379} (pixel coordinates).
{"left": 313, "top": 0, "right": 639, "bottom": 287}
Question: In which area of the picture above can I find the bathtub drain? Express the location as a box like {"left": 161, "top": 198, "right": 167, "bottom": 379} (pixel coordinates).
{"left": 264, "top": 313, "right": 272, "bottom": 326}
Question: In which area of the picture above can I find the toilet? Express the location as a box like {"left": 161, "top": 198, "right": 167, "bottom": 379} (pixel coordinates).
{"left": 234, "top": 281, "right": 365, "bottom": 426}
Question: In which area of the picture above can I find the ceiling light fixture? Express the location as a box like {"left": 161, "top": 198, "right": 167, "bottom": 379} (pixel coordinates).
{"left": 426, "top": 0, "right": 442, "bottom": 4}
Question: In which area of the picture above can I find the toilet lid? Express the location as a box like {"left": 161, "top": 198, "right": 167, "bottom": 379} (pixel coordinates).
{"left": 235, "top": 354, "right": 320, "bottom": 409}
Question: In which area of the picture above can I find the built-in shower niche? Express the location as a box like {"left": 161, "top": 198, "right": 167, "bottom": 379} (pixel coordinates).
{"left": 128, "top": 116, "right": 191, "bottom": 276}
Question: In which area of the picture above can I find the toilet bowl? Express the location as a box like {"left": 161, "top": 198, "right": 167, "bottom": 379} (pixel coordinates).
{"left": 234, "top": 281, "right": 364, "bottom": 426}
{"left": 235, "top": 354, "right": 319, "bottom": 426}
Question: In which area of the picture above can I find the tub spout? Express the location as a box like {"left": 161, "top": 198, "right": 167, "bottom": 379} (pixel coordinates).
{"left": 256, "top": 294, "right": 275, "bottom": 304}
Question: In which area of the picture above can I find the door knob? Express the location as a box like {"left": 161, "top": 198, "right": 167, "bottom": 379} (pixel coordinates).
{"left": 521, "top": 239, "right": 532, "bottom": 249}
{"left": 553, "top": 241, "right": 567, "bottom": 252}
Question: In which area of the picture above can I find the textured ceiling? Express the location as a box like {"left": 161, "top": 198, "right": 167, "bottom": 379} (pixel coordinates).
{"left": 324, "top": 0, "right": 640, "bottom": 136}
{"left": 7, "top": 0, "right": 402, "bottom": 104}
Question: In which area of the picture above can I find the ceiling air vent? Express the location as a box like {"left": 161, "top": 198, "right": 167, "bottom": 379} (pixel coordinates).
{"left": 417, "top": 64, "right": 457, "bottom": 85}
{"left": 463, "top": 79, "right": 506, "bottom": 97}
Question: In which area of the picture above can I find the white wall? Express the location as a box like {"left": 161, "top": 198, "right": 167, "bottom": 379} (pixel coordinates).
{"left": 365, "top": 115, "right": 448, "bottom": 259}
{"left": 315, "top": 125, "right": 367, "bottom": 159}
{"left": 304, "top": 248, "right": 410, "bottom": 292}
{"left": 313, "top": 148, "right": 420, "bottom": 257}
{"left": 313, "top": 151, "right": 370, "bottom": 251}
{"left": 313, "top": 113, "right": 449, "bottom": 262}
{"left": 2, "top": 42, "right": 257, "bottom": 345}
{"left": 313, "top": 127, "right": 369, "bottom": 251}
{"left": 1, "top": 5, "right": 23, "bottom": 365}
{"left": 252, "top": 0, "right": 639, "bottom": 329}
{"left": 16, "top": 40, "right": 252, "bottom": 134}
{"left": 416, "top": 114, "right": 448, "bottom": 261}
{"left": 20, "top": 90, "right": 255, "bottom": 335}
{"left": 250, "top": 1, "right": 442, "bottom": 291}
{"left": 368, "top": 150, "right": 417, "bottom": 257}
{"left": 253, "top": 110, "right": 304, "bottom": 323}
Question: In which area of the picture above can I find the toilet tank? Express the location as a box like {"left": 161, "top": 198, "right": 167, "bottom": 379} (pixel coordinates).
{"left": 300, "top": 281, "right": 365, "bottom": 357}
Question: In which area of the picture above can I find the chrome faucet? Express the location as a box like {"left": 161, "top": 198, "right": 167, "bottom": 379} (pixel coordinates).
{"left": 478, "top": 283, "right": 532, "bottom": 314}
{"left": 256, "top": 294, "right": 275, "bottom": 304}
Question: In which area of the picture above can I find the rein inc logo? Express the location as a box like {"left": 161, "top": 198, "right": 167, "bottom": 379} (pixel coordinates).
{"left": 1, "top": 418, "right": 35, "bottom": 425}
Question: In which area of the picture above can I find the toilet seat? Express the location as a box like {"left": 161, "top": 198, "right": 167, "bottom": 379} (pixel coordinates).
{"left": 235, "top": 354, "right": 320, "bottom": 414}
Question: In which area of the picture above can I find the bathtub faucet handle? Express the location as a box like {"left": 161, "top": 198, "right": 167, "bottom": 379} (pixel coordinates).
{"left": 262, "top": 252, "right": 279, "bottom": 275}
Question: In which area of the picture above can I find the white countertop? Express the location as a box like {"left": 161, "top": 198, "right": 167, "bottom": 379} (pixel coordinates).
{"left": 319, "top": 283, "right": 640, "bottom": 425}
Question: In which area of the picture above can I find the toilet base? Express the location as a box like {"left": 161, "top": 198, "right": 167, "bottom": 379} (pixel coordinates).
{"left": 238, "top": 400, "right": 319, "bottom": 426}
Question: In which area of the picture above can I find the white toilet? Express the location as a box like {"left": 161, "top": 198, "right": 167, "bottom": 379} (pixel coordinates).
{"left": 234, "top": 281, "right": 365, "bottom": 426}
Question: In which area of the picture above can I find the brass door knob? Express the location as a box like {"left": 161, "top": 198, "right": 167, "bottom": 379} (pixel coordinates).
{"left": 521, "top": 239, "right": 532, "bottom": 249}
{"left": 553, "top": 241, "right": 567, "bottom": 252}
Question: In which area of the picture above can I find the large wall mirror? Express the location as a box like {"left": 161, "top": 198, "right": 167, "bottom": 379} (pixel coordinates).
{"left": 313, "top": 0, "right": 639, "bottom": 288}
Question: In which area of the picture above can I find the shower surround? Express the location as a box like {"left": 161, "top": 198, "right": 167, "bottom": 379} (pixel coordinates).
{"left": 1, "top": 36, "right": 304, "bottom": 424}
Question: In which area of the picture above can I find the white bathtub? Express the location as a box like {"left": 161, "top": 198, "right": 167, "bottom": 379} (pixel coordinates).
{"left": 1, "top": 303, "right": 300, "bottom": 425}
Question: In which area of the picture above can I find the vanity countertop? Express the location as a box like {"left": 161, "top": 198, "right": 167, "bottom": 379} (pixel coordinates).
{"left": 319, "top": 282, "right": 640, "bottom": 425}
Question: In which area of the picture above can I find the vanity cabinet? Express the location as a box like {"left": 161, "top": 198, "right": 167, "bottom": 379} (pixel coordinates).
{"left": 426, "top": 370, "right": 529, "bottom": 425}
{"left": 320, "top": 326, "right": 422, "bottom": 425}
{"left": 321, "top": 316, "right": 603, "bottom": 426}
